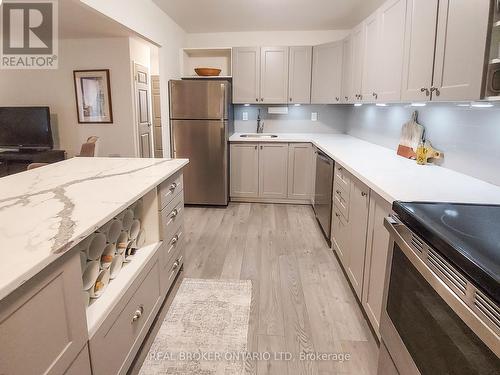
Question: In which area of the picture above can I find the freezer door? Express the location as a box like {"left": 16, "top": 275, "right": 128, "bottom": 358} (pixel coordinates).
{"left": 169, "top": 80, "right": 229, "bottom": 120}
{"left": 171, "top": 119, "right": 228, "bottom": 205}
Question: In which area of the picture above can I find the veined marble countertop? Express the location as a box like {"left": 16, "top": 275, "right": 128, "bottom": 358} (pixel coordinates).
{"left": 229, "top": 133, "right": 500, "bottom": 205}
{"left": 0, "top": 157, "right": 188, "bottom": 300}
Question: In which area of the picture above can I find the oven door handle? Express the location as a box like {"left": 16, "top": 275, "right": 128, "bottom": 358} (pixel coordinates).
{"left": 383, "top": 216, "right": 500, "bottom": 357}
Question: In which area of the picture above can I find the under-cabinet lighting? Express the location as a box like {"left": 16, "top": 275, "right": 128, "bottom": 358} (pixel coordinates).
{"left": 294, "top": 104, "right": 301, "bottom": 107}
{"left": 244, "top": 103, "right": 250, "bottom": 107}
{"left": 410, "top": 103, "right": 426, "bottom": 107}
{"left": 375, "top": 103, "right": 388, "bottom": 107}
{"left": 353, "top": 103, "right": 363, "bottom": 107}
{"left": 470, "top": 102, "right": 493, "bottom": 108}
{"left": 456, "top": 103, "right": 470, "bottom": 107}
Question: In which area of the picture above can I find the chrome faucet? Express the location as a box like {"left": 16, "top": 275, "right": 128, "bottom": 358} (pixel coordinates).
{"left": 257, "top": 109, "right": 264, "bottom": 133}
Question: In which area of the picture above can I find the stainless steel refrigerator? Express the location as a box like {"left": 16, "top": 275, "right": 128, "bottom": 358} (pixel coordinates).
{"left": 169, "top": 80, "right": 232, "bottom": 205}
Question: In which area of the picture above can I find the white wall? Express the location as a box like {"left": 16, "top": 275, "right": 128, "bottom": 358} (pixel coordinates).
{"left": 347, "top": 103, "right": 500, "bottom": 186}
{"left": 234, "top": 104, "right": 348, "bottom": 134}
{"left": 0, "top": 38, "right": 136, "bottom": 157}
{"left": 80, "top": 0, "right": 187, "bottom": 157}
{"left": 186, "top": 30, "right": 349, "bottom": 47}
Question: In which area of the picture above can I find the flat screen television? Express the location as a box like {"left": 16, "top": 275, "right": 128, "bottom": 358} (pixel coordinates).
{"left": 0, "top": 107, "right": 53, "bottom": 150}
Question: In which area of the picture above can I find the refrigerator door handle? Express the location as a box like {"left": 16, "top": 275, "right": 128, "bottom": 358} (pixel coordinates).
{"left": 220, "top": 83, "right": 225, "bottom": 121}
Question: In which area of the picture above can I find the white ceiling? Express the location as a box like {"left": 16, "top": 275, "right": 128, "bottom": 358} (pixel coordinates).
{"left": 59, "top": 0, "right": 132, "bottom": 39}
{"left": 153, "top": 0, "right": 385, "bottom": 33}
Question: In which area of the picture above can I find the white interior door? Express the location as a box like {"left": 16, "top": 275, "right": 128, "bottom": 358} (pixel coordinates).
{"left": 134, "top": 63, "right": 152, "bottom": 158}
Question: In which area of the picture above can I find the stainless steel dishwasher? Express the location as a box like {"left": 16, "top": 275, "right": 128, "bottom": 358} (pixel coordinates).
{"left": 313, "top": 149, "right": 334, "bottom": 245}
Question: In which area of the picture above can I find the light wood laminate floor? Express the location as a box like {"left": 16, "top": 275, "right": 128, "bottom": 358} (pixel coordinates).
{"left": 181, "top": 202, "right": 379, "bottom": 375}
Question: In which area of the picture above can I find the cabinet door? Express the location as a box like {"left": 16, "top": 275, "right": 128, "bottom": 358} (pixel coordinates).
{"left": 230, "top": 143, "right": 259, "bottom": 198}
{"left": 232, "top": 47, "right": 260, "bottom": 104}
{"left": 432, "top": 0, "right": 490, "bottom": 101}
{"left": 341, "top": 35, "right": 353, "bottom": 103}
{"left": 400, "top": 0, "right": 438, "bottom": 101}
{"left": 361, "top": 12, "right": 380, "bottom": 102}
{"left": 362, "top": 192, "right": 392, "bottom": 338}
{"left": 346, "top": 180, "right": 370, "bottom": 300}
{"left": 259, "top": 143, "right": 288, "bottom": 199}
{"left": 0, "top": 252, "right": 88, "bottom": 375}
{"left": 287, "top": 143, "right": 313, "bottom": 200}
{"left": 288, "top": 46, "right": 312, "bottom": 104}
{"left": 311, "top": 41, "right": 343, "bottom": 104}
{"left": 260, "top": 46, "right": 289, "bottom": 104}
{"left": 376, "top": 0, "right": 407, "bottom": 102}
{"left": 332, "top": 205, "right": 350, "bottom": 268}
{"left": 351, "top": 23, "right": 365, "bottom": 102}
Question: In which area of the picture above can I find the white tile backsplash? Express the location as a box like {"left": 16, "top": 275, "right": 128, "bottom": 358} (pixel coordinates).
{"left": 347, "top": 103, "right": 500, "bottom": 186}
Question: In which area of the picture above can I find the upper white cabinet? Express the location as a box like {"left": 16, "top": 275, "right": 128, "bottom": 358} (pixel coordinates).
{"left": 376, "top": 0, "right": 407, "bottom": 101}
{"left": 232, "top": 47, "right": 260, "bottom": 104}
{"left": 311, "top": 41, "right": 343, "bottom": 104}
{"left": 232, "top": 46, "right": 289, "bottom": 104}
{"left": 400, "top": 0, "right": 439, "bottom": 101}
{"left": 361, "top": 13, "right": 380, "bottom": 102}
{"left": 341, "top": 36, "right": 353, "bottom": 103}
{"left": 351, "top": 24, "right": 365, "bottom": 102}
{"left": 288, "top": 46, "right": 313, "bottom": 104}
{"left": 401, "top": 0, "right": 489, "bottom": 101}
{"left": 260, "top": 46, "right": 289, "bottom": 104}
{"left": 432, "top": 0, "right": 490, "bottom": 101}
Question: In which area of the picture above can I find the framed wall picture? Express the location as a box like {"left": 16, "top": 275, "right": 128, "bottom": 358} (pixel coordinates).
{"left": 73, "top": 69, "right": 113, "bottom": 123}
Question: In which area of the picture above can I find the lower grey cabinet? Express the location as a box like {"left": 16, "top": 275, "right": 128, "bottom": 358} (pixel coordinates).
{"left": 89, "top": 253, "right": 163, "bottom": 375}
{"left": 0, "top": 252, "right": 88, "bottom": 375}
{"left": 258, "top": 143, "right": 289, "bottom": 199}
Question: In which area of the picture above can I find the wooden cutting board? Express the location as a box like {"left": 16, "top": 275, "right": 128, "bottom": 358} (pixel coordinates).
{"left": 397, "top": 111, "right": 424, "bottom": 159}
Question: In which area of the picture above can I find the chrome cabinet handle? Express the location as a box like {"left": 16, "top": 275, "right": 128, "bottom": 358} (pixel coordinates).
{"left": 345, "top": 96, "right": 349, "bottom": 101}
{"left": 358, "top": 94, "right": 363, "bottom": 100}
{"left": 335, "top": 212, "right": 341, "bottom": 218}
{"left": 171, "top": 234, "right": 179, "bottom": 244}
{"left": 372, "top": 92, "right": 378, "bottom": 99}
{"left": 255, "top": 98, "right": 258, "bottom": 102}
{"left": 361, "top": 191, "right": 368, "bottom": 197}
{"left": 420, "top": 87, "right": 430, "bottom": 96}
{"left": 335, "top": 97, "right": 340, "bottom": 101}
{"left": 430, "top": 87, "right": 440, "bottom": 96}
{"left": 172, "top": 260, "right": 180, "bottom": 270}
{"left": 289, "top": 97, "right": 292, "bottom": 102}
{"left": 169, "top": 182, "right": 177, "bottom": 191}
{"left": 132, "top": 305, "right": 144, "bottom": 323}
{"left": 254, "top": 145, "right": 257, "bottom": 150}
{"left": 336, "top": 189, "right": 341, "bottom": 195}
{"left": 260, "top": 98, "right": 263, "bottom": 102}
{"left": 260, "top": 145, "right": 263, "bottom": 150}
{"left": 170, "top": 208, "right": 178, "bottom": 218}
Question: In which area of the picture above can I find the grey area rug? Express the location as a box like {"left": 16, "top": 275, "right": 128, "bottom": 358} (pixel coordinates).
{"left": 139, "top": 278, "right": 252, "bottom": 375}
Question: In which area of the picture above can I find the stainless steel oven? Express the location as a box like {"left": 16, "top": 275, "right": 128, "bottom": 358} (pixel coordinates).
{"left": 379, "top": 215, "right": 500, "bottom": 375}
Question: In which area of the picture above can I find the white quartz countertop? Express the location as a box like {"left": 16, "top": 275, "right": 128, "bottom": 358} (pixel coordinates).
{"left": 229, "top": 133, "right": 500, "bottom": 205}
{"left": 0, "top": 157, "right": 188, "bottom": 301}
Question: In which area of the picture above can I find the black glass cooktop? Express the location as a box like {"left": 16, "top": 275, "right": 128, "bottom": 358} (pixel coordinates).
{"left": 393, "top": 201, "right": 500, "bottom": 304}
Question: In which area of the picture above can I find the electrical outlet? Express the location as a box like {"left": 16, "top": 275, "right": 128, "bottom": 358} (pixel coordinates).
{"left": 242, "top": 112, "right": 248, "bottom": 121}
{"left": 311, "top": 112, "right": 318, "bottom": 121}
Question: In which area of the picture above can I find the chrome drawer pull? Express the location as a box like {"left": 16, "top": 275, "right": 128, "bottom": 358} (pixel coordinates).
{"left": 171, "top": 234, "right": 179, "bottom": 244}
{"left": 132, "top": 305, "right": 144, "bottom": 323}
{"left": 170, "top": 208, "right": 178, "bottom": 219}
{"left": 169, "top": 182, "right": 178, "bottom": 191}
{"left": 172, "top": 260, "right": 180, "bottom": 270}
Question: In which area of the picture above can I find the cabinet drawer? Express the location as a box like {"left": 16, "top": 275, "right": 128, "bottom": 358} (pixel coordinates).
{"left": 160, "top": 225, "right": 184, "bottom": 273}
{"left": 89, "top": 257, "right": 162, "bottom": 375}
{"left": 335, "top": 164, "right": 350, "bottom": 193}
{"left": 332, "top": 205, "right": 349, "bottom": 266}
{"left": 334, "top": 181, "right": 350, "bottom": 220}
{"left": 158, "top": 172, "right": 183, "bottom": 210}
{"left": 161, "top": 245, "right": 184, "bottom": 294}
{"left": 160, "top": 191, "right": 184, "bottom": 242}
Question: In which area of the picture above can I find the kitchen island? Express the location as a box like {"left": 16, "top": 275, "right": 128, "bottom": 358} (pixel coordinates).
{"left": 0, "top": 157, "right": 188, "bottom": 375}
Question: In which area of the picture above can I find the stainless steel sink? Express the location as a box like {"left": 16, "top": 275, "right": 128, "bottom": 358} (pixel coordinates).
{"left": 239, "top": 134, "right": 278, "bottom": 138}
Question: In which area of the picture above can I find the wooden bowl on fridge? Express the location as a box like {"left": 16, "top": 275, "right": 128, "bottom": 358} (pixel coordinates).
{"left": 194, "top": 68, "right": 222, "bottom": 76}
